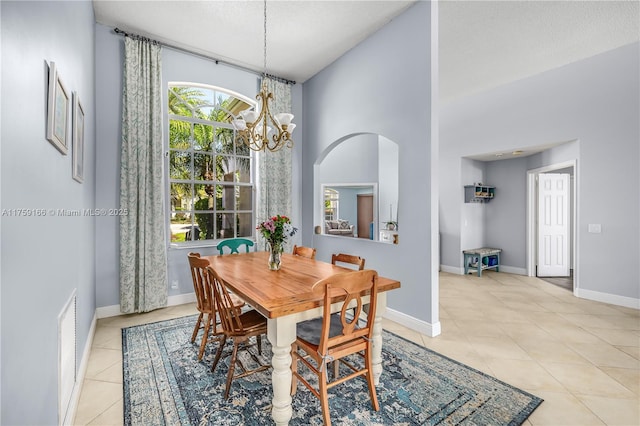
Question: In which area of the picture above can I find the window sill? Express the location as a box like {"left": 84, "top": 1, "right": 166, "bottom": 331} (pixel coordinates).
{"left": 169, "top": 240, "right": 257, "bottom": 251}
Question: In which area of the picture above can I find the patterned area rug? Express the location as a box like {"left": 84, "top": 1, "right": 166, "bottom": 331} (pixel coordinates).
{"left": 123, "top": 315, "right": 542, "bottom": 425}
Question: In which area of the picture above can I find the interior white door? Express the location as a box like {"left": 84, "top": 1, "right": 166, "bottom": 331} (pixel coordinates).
{"left": 537, "top": 173, "right": 570, "bottom": 277}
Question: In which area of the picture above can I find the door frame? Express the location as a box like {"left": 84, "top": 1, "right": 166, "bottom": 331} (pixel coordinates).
{"left": 526, "top": 159, "right": 578, "bottom": 294}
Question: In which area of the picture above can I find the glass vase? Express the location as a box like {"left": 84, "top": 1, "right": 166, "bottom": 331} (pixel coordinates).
{"left": 268, "top": 242, "right": 282, "bottom": 271}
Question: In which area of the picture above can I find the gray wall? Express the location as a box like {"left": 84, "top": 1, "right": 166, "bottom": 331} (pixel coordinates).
{"left": 378, "top": 136, "right": 399, "bottom": 225}
{"left": 94, "top": 23, "right": 122, "bottom": 310}
{"left": 460, "top": 158, "right": 486, "bottom": 251}
{"left": 441, "top": 42, "right": 639, "bottom": 301}
{"left": 302, "top": 1, "right": 438, "bottom": 325}
{"left": 484, "top": 157, "right": 529, "bottom": 268}
{"left": 95, "top": 24, "right": 304, "bottom": 308}
{"left": 318, "top": 133, "right": 378, "bottom": 184}
{"left": 336, "top": 188, "right": 359, "bottom": 225}
{"left": 1, "top": 1, "right": 96, "bottom": 423}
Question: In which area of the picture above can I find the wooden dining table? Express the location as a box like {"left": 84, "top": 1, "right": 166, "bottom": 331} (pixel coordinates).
{"left": 204, "top": 250, "right": 401, "bottom": 426}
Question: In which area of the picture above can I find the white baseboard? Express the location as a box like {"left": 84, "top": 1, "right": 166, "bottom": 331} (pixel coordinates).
{"left": 384, "top": 307, "right": 441, "bottom": 337}
{"left": 95, "top": 304, "right": 122, "bottom": 319}
{"left": 65, "top": 312, "right": 97, "bottom": 426}
{"left": 440, "top": 265, "right": 461, "bottom": 274}
{"left": 576, "top": 288, "right": 640, "bottom": 310}
{"left": 439, "top": 264, "right": 526, "bottom": 276}
{"left": 168, "top": 292, "right": 197, "bottom": 306}
{"left": 498, "top": 265, "right": 527, "bottom": 275}
{"left": 96, "top": 292, "right": 197, "bottom": 319}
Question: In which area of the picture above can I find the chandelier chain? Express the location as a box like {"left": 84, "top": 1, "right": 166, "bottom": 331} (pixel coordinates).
{"left": 263, "top": 0, "right": 267, "bottom": 77}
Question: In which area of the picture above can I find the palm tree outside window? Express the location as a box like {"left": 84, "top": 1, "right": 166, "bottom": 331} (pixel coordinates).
{"left": 168, "top": 84, "right": 255, "bottom": 244}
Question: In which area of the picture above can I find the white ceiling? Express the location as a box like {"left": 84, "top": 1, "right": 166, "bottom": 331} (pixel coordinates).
{"left": 93, "top": 0, "right": 416, "bottom": 83}
{"left": 93, "top": 0, "right": 639, "bottom": 101}
{"left": 439, "top": 0, "right": 639, "bottom": 102}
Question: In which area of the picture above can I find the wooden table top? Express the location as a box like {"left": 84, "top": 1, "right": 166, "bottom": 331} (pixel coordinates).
{"left": 204, "top": 251, "right": 401, "bottom": 319}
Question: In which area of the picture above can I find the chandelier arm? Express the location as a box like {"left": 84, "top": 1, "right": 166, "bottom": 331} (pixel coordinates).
{"left": 263, "top": 93, "right": 286, "bottom": 135}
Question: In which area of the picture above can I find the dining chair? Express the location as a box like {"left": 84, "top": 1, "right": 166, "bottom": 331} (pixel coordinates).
{"left": 216, "top": 238, "right": 255, "bottom": 255}
{"left": 291, "top": 270, "right": 379, "bottom": 426}
{"left": 206, "top": 266, "right": 270, "bottom": 399}
{"left": 292, "top": 244, "right": 316, "bottom": 259}
{"left": 187, "top": 252, "right": 245, "bottom": 361}
{"left": 331, "top": 253, "right": 365, "bottom": 270}
{"left": 332, "top": 253, "right": 366, "bottom": 323}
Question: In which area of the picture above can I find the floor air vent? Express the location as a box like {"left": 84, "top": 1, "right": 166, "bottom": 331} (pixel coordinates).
{"left": 58, "top": 290, "right": 77, "bottom": 425}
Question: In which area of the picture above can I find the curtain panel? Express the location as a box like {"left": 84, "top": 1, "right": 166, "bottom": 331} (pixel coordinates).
{"left": 119, "top": 36, "right": 168, "bottom": 313}
{"left": 256, "top": 78, "right": 294, "bottom": 251}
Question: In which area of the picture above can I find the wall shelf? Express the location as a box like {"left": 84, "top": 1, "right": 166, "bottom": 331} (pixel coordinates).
{"left": 464, "top": 184, "right": 495, "bottom": 203}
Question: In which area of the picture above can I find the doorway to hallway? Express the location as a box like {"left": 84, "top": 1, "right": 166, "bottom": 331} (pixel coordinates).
{"left": 526, "top": 160, "right": 577, "bottom": 293}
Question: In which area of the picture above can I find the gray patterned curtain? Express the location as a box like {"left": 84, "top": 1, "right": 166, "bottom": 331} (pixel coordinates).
{"left": 256, "top": 78, "right": 293, "bottom": 251}
{"left": 119, "top": 36, "right": 168, "bottom": 313}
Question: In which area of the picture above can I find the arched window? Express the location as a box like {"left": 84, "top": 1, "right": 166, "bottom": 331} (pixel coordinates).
{"left": 167, "top": 84, "right": 255, "bottom": 244}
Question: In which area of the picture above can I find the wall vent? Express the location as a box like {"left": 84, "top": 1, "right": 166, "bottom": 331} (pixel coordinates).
{"left": 58, "top": 290, "right": 77, "bottom": 425}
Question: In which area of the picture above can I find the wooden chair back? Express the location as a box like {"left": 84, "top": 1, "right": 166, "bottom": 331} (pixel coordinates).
{"left": 187, "top": 252, "right": 219, "bottom": 359}
{"left": 293, "top": 245, "right": 316, "bottom": 259}
{"left": 331, "top": 253, "right": 366, "bottom": 270}
{"left": 216, "top": 238, "right": 255, "bottom": 255}
{"left": 312, "top": 270, "right": 378, "bottom": 356}
{"left": 207, "top": 266, "right": 248, "bottom": 335}
{"left": 291, "top": 269, "right": 380, "bottom": 424}
{"left": 188, "top": 252, "right": 214, "bottom": 314}
{"left": 206, "top": 266, "right": 270, "bottom": 399}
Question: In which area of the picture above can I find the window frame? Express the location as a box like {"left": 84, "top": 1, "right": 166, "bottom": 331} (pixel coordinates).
{"left": 324, "top": 188, "right": 339, "bottom": 221}
{"left": 166, "top": 83, "right": 257, "bottom": 248}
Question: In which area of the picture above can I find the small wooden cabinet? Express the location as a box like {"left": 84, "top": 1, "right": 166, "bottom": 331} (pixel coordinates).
{"left": 464, "top": 184, "right": 495, "bottom": 203}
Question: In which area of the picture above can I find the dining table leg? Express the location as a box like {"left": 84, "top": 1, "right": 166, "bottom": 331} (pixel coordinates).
{"left": 368, "top": 291, "right": 387, "bottom": 385}
{"left": 267, "top": 316, "right": 297, "bottom": 425}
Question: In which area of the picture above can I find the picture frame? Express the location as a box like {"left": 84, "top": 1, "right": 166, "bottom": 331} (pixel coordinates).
{"left": 46, "top": 61, "right": 70, "bottom": 155}
{"left": 72, "top": 92, "right": 85, "bottom": 183}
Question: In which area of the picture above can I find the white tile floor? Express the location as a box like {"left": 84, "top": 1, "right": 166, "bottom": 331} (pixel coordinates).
{"left": 74, "top": 271, "right": 640, "bottom": 425}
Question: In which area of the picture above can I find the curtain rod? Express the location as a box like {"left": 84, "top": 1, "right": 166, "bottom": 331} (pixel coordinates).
{"left": 113, "top": 28, "right": 296, "bottom": 85}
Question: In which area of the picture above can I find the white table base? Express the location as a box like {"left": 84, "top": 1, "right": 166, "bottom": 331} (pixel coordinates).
{"left": 267, "top": 292, "right": 388, "bottom": 425}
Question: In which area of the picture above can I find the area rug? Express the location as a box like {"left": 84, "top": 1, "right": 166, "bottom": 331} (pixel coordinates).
{"left": 123, "top": 315, "right": 542, "bottom": 425}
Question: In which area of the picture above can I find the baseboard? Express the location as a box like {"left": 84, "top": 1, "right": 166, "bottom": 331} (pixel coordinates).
{"left": 95, "top": 304, "right": 122, "bottom": 319}
{"left": 96, "top": 293, "right": 197, "bottom": 319}
{"left": 439, "top": 264, "right": 526, "bottom": 276}
{"left": 384, "top": 307, "right": 441, "bottom": 337}
{"left": 498, "top": 265, "right": 527, "bottom": 275}
{"left": 440, "top": 265, "right": 461, "bottom": 274}
{"left": 167, "top": 292, "right": 197, "bottom": 306}
{"left": 65, "top": 312, "right": 97, "bottom": 426}
{"left": 576, "top": 288, "right": 640, "bottom": 310}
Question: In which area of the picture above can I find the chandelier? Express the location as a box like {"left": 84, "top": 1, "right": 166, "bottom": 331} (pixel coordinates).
{"left": 232, "top": 0, "right": 296, "bottom": 152}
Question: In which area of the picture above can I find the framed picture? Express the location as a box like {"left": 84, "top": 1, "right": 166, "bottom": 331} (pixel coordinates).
{"left": 72, "top": 93, "right": 85, "bottom": 183}
{"left": 46, "top": 61, "right": 69, "bottom": 155}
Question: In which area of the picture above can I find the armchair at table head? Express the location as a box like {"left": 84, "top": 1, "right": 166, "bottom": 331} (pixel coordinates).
{"left": 291, "top": 269, "right": 380, "bottom": 426}
{"left": 216, "top": 238, "right": 255, "bottom": 255}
